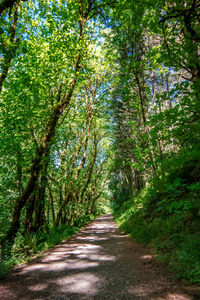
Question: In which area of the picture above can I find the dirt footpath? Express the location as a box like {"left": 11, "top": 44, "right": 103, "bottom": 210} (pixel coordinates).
{"left": 0, "top": 214, "right": 199, "bottom": 299}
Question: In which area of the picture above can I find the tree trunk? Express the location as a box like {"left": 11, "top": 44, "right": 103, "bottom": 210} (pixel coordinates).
{"left": 47, "top": 184, "right": 55, "bottom": 226}
{"left": 24, "top": 194, "right": 36, "bottom": 233}
{"left": 34, "top": 158, "right": 49, "bottom": 232}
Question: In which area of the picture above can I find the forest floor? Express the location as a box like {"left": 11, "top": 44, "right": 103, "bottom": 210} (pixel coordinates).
{"left": 0, "top": 214, "right": 199, "bottom": 300}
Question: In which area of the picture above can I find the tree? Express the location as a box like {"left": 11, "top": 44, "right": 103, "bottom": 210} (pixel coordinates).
{"left": 1, "top": 0, "right": 99, "bottom": 258}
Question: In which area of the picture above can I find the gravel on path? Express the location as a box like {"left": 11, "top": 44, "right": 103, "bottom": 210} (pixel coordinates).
{"left": 0, "top": 214, "right": 199, "bottom": 299}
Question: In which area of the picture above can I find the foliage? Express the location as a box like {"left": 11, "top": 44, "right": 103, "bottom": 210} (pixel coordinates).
{"left": 0, "top": 0, "right": 199, "bottom": 287}
{"left": 108, "top": 0, "right": 200, "bottom": 285}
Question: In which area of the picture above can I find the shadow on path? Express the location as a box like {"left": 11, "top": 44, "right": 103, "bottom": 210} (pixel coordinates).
{"left": 0, "top": 214, "right": 199, "bottom": 299}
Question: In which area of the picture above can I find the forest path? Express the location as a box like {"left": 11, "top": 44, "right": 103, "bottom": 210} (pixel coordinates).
{"left": 0, "top": 214, "right": 198, "bottom": 300}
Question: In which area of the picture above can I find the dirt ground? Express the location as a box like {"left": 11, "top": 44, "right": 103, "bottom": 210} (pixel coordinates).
{"left": 0, "top": 214, "right": 199, "bottom": 299}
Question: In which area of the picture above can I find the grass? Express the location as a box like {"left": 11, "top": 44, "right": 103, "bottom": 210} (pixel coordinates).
{"left": 112, "top": 190, "right": 200, "bottom": 285}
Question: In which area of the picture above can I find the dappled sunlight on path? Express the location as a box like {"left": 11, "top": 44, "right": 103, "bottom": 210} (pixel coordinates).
{"left": 0, "top": 215, "right": 198, "bottom": 299}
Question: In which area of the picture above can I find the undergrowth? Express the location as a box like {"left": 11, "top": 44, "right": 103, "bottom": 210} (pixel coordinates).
{"left": 112, "top": 181, "right": 200, "bottom": 285}
{"left": 0, "top": 214, "right": 97, "bottom": 279}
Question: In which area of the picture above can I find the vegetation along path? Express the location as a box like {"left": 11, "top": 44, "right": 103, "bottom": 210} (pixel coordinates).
{"left": 0, "top": 214, "right": 199, "bottom": 300}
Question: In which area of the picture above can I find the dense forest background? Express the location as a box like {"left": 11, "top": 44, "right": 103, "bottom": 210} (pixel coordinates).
{"left": 0, "top": 0, "right": 200, "bottom": 284}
